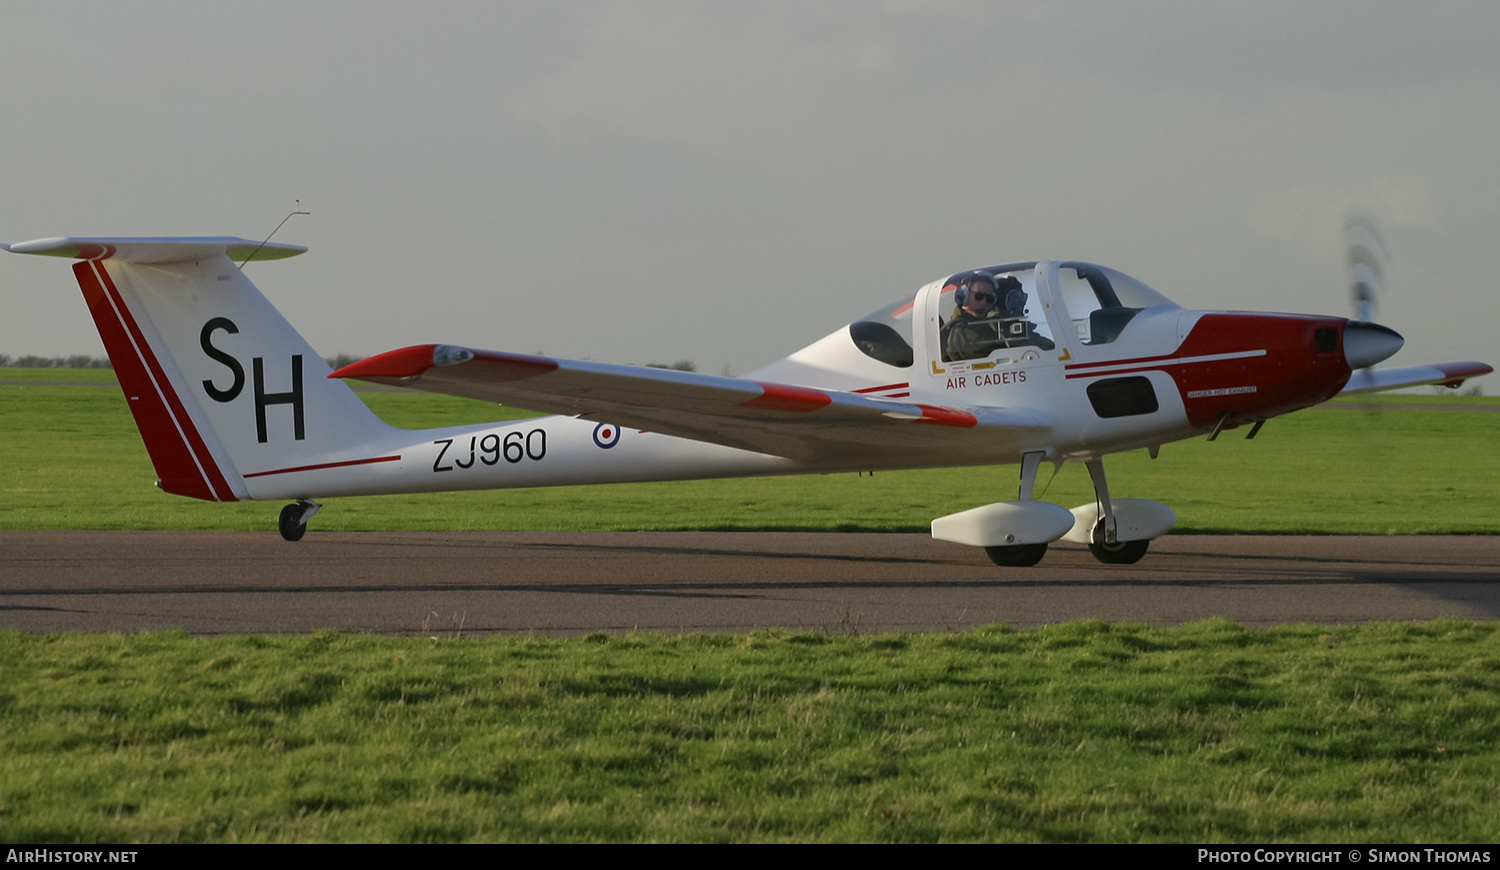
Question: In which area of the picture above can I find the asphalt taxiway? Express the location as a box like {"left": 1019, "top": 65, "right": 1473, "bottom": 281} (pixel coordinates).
{"left": 2, "top": 531, "right": 1497, "bottom": 635}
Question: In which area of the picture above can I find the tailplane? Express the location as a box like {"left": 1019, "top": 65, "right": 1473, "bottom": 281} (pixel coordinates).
{"left": 5, "top": 237, "right": 396, "bottom": 501}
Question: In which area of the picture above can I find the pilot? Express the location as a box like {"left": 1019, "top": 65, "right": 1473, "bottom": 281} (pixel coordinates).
{"left": 943, "top": 274, "right": 1001, "bottom": 361}
{"left": 995, "top": 278, "right": 1055, "bottom": 351}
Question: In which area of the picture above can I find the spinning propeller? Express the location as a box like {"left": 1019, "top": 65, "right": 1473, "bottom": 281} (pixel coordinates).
{"left": 1342, "top": 215, "right": 1404, "bottom": 370}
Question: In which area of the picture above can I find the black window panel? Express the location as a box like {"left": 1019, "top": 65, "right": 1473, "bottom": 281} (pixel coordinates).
{"left": 1087, "top": 376, "right": 1160, "bottom": 418}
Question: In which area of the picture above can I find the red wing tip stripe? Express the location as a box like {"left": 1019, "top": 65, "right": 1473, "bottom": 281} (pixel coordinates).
{"left": 740, "top": 383, "right": 833, "bottom": 412}
{"left": 330, "top": 346, "right": 561, "bottom": 381}
{"left": 245, "top": 455, "right": 402, "bottom": 478}
{"left": 1434, "top": 362, "right": 1494, "bottom": 380}
{"left": 853, "top": 382, "right": 910, "bottom": 394}
{"left": 330, "top": 345, "right": 440, "bottom": 379}
{"left": 912, "top": 404, "right": 978, "bottom": 427}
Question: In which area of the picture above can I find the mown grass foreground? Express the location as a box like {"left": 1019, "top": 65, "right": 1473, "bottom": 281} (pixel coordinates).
{"left": 3, "top": 621, "right": 1499, "bottom": 843}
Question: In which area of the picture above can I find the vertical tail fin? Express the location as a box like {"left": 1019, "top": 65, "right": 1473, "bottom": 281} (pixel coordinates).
{"left": 6, "top": 237, "right": 395, "bottom": 501}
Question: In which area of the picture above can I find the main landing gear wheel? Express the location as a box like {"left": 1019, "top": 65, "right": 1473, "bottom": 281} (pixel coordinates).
{"left": 985, "top": 543, "right": 1048, "bottom": 567}
{"left": 1088, "top": 538, "right": 1149, "bottom": 565}
{"left": 1080, "top": 458, "right": 1154, "bottom": 565}
{"left": 278, "top": 504, "right": 308, "bottom": 542}
{"left": 277, "top": 500, "right": 322, "bottom": 542}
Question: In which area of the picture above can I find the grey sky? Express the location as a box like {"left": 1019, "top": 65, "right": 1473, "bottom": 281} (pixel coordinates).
{"left": 3, "top": 1, "right": 1497, "bottom": 376}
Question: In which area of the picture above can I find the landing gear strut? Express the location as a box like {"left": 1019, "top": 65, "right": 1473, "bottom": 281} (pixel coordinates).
{"left": 278, "top": 499, "right": 322, "bottom": 542}
{"left": 1082, "top": 458, "right": 1148, "bottom": 564}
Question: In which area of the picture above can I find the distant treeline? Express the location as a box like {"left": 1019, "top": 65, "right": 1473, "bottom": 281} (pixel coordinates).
{"left": 0, "top": 355, "right": 113, "bottom": 369}
{"left": 324, "top": 354, "right": 364, "bottom": 370}
{"left": 2, "top": 354, "right": 368, "bottom": 370}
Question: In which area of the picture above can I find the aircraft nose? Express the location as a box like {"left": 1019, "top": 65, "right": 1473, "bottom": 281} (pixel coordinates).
{"left": 1343, "top": 321, "right": 1404, "bottom": 369}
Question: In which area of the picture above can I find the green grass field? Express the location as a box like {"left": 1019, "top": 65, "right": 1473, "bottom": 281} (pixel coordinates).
{"left": 0, "top": 366, "right": 117, "bottom": 382}
{"left": 3, "top": 377, "right": 1498, "bottom": 843}
{"left": 3, "top": 621, "right": 1499, "bottom": 843}
{"left": 1, "top": 379, "right": 1496, "bottom": 533}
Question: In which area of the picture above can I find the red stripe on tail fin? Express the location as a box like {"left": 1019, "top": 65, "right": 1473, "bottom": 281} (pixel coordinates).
{"left": 73, "top": 261, "right": 237, "bottom": 501}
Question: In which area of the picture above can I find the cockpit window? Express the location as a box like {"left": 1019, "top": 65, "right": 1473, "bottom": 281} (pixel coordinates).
{"left": 848, "top": 292, "right": 919, "bottom": 368}
{"left": 1055, "top": 263, "right": 1177, "bottom": 346}
{"left": 939, "top": 266, "right": 1055, "bottom": 363}
{"left": 849, "top": 260, "right": 1177, "bottom": 366}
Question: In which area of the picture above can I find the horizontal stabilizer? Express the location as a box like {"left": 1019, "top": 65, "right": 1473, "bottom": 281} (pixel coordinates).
{"left": 1338, "top": 361, "right": 1492, "bottom": 395}
{"left": 3, "top": 236, "right": 306, "bottom": 265}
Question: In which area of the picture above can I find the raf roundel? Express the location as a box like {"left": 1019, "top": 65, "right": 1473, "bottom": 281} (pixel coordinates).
{"left": 592, "top": 422, "right": 621, "bottom": 449}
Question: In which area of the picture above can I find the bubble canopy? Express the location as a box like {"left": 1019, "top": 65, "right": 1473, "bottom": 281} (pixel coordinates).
{"left": 847, "top": 262, "right": 1179, "bottom": 368}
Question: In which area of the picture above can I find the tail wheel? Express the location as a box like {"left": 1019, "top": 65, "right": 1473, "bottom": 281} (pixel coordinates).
{"left": 985, "top": 543, "right": 1048, "bottom": 567}
{"left": 278, "top": 504, "right": 308, "bottom": 542}
{"left": 1088, "top": 538, "right": 1148, "bottom": 564}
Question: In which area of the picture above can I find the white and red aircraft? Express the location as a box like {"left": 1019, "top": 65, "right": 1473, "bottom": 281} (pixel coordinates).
{"left": 5, "top": 236, "right": 1490, "bottom": 565}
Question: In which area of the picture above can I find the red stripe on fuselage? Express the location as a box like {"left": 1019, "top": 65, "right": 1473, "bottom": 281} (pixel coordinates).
{"left": 73, "top": 261, "right": 236, "bottom": 502}
{"left": 244, "top": 455, "right": 401, "bottom": 479}
{"left": 1063, "top": 349, "right": 1264, "bottom": 378}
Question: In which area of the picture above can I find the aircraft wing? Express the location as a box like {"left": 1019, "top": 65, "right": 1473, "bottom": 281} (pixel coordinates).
{"left": 331, "top": 344, "right": 1050, "bottom": 465}
{"left": 1338, "top": 361, "right": 1492, "bottom": 395}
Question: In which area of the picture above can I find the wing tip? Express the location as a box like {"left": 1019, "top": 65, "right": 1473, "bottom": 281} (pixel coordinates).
{"left": 329, "top": 345, "right": 440, "bottom": 380}
{"left": 329, "top": 345, "right": 561, "bottom": 382}
{"left": 1339, "top": 360, "right": 1493, "bottom": 395}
